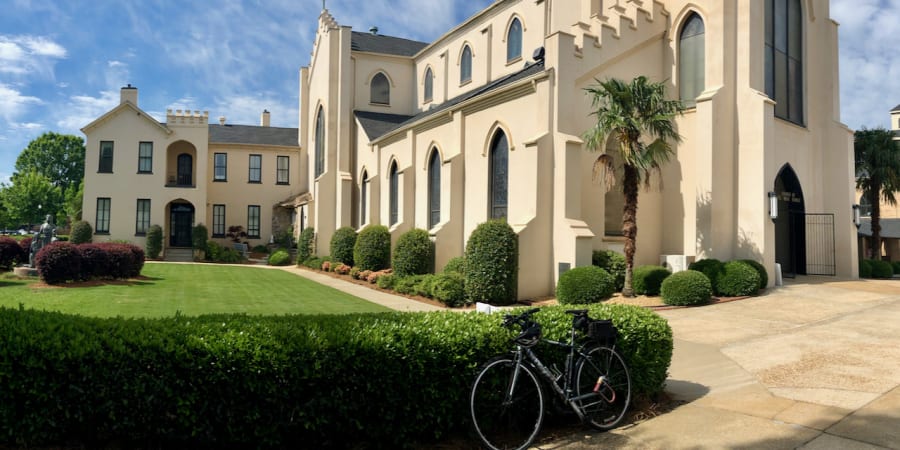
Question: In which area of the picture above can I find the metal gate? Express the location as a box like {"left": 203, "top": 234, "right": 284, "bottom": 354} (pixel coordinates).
{"left": 787, "top": 212, "right": 835, "bottom": 277}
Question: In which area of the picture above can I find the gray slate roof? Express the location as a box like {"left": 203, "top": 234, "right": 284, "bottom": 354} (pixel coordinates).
{"left": 356, "top": 61, "right": 546, "bottom": 142}
{"left": 208, "top": 124, "right": 298, "bottom": 147}
{"left": 351, "top": 31, "right": 428, "bottom": 57}
{"left": 892, "top": 104, "right": 900, "bottom": 112}
{"left": 858, "top": 218, "right": 900, "bottom": 239}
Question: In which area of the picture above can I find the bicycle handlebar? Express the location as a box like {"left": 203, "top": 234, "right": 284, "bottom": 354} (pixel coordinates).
{"left": 502, "top": 308, "right": 541, "bottom": 330}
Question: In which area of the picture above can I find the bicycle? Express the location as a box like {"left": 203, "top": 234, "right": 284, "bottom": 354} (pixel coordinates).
{"left": 469, "top": 308, "right": 631, "bottom": 450}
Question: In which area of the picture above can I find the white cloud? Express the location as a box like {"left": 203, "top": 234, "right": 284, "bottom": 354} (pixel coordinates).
{"left": 55, "top": 90, "right": 118, "bottom": 132}
{"left": 0, "top": 34, "right": 66, "bottom": 78}
{"left": 0, "top": 82, "right": 42, "bottom": 122}
{"left": 212, "top": 94, "right": 298, "bottom": 128}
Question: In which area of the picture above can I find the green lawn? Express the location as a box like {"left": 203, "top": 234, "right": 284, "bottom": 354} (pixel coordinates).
{"left": 0, "top": 262, "right": 390, "bottom": 318}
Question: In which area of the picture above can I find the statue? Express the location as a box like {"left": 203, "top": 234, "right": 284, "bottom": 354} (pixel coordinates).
{"left": 28, "top": 214, "right": 57, "bottom": 267}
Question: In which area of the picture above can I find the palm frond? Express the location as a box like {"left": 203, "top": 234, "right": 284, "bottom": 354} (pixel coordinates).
{"left": 592, "top": 154, "right": 616, "bottom": 191}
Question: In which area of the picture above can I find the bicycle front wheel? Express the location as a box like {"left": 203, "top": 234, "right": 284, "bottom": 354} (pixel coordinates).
{"left": 470, "top": 356, "right": 545, "bottom": 450}
{"left": 575, "top": 346, "right": 631, "bottom": 430}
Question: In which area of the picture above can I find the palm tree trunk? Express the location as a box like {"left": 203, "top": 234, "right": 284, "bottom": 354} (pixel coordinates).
{"left": 621, "top": 164, "right": 639, "bottom": 297}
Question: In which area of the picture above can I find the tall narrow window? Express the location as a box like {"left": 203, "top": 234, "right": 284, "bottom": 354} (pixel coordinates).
{"left": 460, "top": 45, "right": 472, "bottom": 84}
{"left": 389, "top": 161, "right": 399, "bottom": 226}
{"left": 428, "top": 149, "right": 441, "bottom": 229}
{"left": 138, "top": 142, "right": 153, "bottom": 173}
{"left": 277, "top": 156, "right": 290, "bottom": 184}
{"left": 360, "top": 170, "right": 368, "bottom": 226}
{"left": 214, "top": 153, "right": 227, "bottom": 181}
{"left": 679, "top": 13, "right": 705, "bottom": 105}
{"left": 247, "top": 205, "right": 260, "bottom": 238}
{"left": 135, "top": 199, "right": 150, "bottom": 235}
{"left": 96, "top": 198, "right": 111, "bottom": 233}
{"left": 489, "top": 131, "right": 509, "bottom": 219}
{"left": 99, "top": 141, "right": 114, "bottom": 173}
{"left": 212, "top": 204, "right": 226, "bottom": 237}
{"left": 249, "top": 154, "right": 261, "bottom": 183}
{"left": 315, "top": 107, "right": 325, "bottom": 178}
{"left": 765, "top": 0, "right": 804, "bottom": 125}
{"left": 424, "top": 67, "right": 434, "bottom": 103}
{"left": 507, "top": 18, "right": 523, "bottom": 62}
{"left": 370, "top": 72, "right": 390, "bottom": 105}
{"left": 177, "top": 154, "right": 192, "bottom": 186}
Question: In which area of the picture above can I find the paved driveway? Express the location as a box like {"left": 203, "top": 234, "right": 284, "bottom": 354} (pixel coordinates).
{"left": 552, "top": 278, "right": 900, "bottom": 449}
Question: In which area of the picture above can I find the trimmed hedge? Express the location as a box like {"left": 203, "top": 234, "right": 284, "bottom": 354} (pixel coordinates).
{"left": 267, "top": 250, "right": 291, "bottom": 266}
{"left": 69, "top": 220, "right": 93, "bottom": 244}
{"left": 330, "top": 227, "right": 358, "bottom": 266}
{"left": 34, "top": 242, "right": 83, "bottom": 284}
{"left": 716, "top": 261, "right": 760, "bottom": 297}
{"left": 870, "top": 259, "right": 893, "bottom": 279}
{"left": 354, "top": 225, "right": 391, "bottom": 271}
{"left": 660, "top": 270, "right": 712, "bottom": 306}
{"left": 632, "top": 265, "right": 671, "bottom": 296}
{"left": 556, "top": 266, "right": 615, "bottom": 304}
{"left": 145, "top": 225, "right": 163, "bottom": 259}
{"left": 892, "top": 261, "right": 900, "bottom": 276}
{"left": 0, "top": 303, "right": 671, "bottom": 448}
{"left": 464, "top": 220, "right": 518, "bottom": 305}
{"left": 737, "top": 259, "right": 768, "bottom": 290}
{"left": 859, "top": 259, "right": 873, "bottom": 278}
{"left": 592, "top": 250, "right": 626, "bottom": 292}
{"left": 297, "top": 228, "right": 315, "bottom": 264}
{"left": 432, "top": 272, "right": 466, "bottom": 307}
{"left": 688, "top": 258, "right": 724, "bottom": 295}
{"left": 392, "top": 228, "right": 434, "bottom": 277}
{"left": 443, "top": 256, "right": 466, "bottom": 275}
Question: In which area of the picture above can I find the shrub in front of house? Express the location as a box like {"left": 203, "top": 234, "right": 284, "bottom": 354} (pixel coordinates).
{"left": 556, "top": 266, "right": 615, "bottom": 304}
{"left": 464, "top": 220, "right": 518, "bottom": 305}
{"left": 688, "top": 258, "right": 725, "bottom": 294}
{"left": 375, "top": 273, "right": 397, "bottom": 290}
{"left": 297, "top": 227, "right": 315, "bottom": 264}
{"left": 349, "top": 267, "right": 361, "bottom": 279}
{"left": 892, "top": 261, "right": 900, "bottom": 275}
{"left": 737, "top": 259, "right": 768, "bottom": 290}
{"left": 354, "top": 225, "right": 391, "bottom": 271}
{"left": 252, "top": 245, "right": 269, "bottom": 254}
{"left": 34, "top": 242, "right": 83, "bottom": 284}
{"left": 69, "top": 220, "right": 93, "bottom": 244}
{"left": 205, "top": 241, "right": 244, "bottom": 264}
{"left": 0, "top": 237, "right": 19, "bottom": 270}
{"left": 592, "top": 250, "right": 626, "bottom": 292}
{"left": 715, "top": 261, "right": 761, "bottom": 297}
{"left": 661, "top": 270, "right": 712, "bottom": 306}
{"left": 858, "top": 259, "right": 873, "bottom": 278}
{"left": 632, "top": 265, "right": 671, "bottom": 296}
{"left": 192, "top": 224, "right": 209, "bottom": 254}
{"left": 442, "top": 256, "right": 465, "bottom": 275}
{"left": 0, "top": 303, "right": 671, "bottom": 447}
{"left": 268, "top": 250, "right": 291, "bottom": 266}
{"left": 870, "top": 259, "right": 893, "bottom": 279}
{"left": 77, "top": 244, "right": 107, "bottom": 279}
{"left": 432, "top": 272, "right": 466, "bottom": 307}
{"left": 392, "top": 228, "right": 434, "bottom": 277}
{"left": 330, "top": 227, "right": 358, "bottom": 266}
{"left": 301, "top": 256, "right": 330, "bottom": 270}
{"left": 145, "top": 225, "right": 163, "bottom": 259}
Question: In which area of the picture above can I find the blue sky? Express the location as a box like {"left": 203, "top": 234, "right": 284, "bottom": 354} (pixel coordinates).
{"left": 0, "top": 0, "right": 897, "bottom": 185}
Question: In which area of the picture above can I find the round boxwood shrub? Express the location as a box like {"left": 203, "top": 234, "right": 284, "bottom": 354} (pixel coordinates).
{"left": 556, "top": 266, "right": 615, "bottom": 304}
{"left": 464, "top": 220, "right": 518, "bottom": 305}
{"left": 69, "top": 220, "right": 93, "bottom": 244}
{"left": 0, "top": 237, "right": 20, "bottom": 270}
{"left": 870, "top": 259, "right": 893, "bottom": 279}
{"left": 592, "top": 250, "right": 626, "bottom": 292}
{"left": 737, "top": 259, "right": 768, "bottom": 290}
{"left": 268, "top": 249, "right": 291, "bottom": 266}
{"left": 145, "top": 225, "right": 163, "bottom": 259}
{"left": 392, "top": 228, "right": 434, "bottom": 277}
{"left": 661, "top": 270, "right": 712, "bottom": 306}
{"left": 688, "top": 258, "right": 725, "bottom": 294}
{"left": 632, "top": 265, "right": 671, "bottom": 296}
{"left": 330, "top": 227, "right": 357, "bottom": 266}
{"left": 432, "top": 272, "right": 466, "bottom": 307}
{"left": 298, "top": 227, "right": 315, "bottom": 264}
{"left": 34, "top": 242, "right": 82, "bottom": 284}
{"left": 443, "top": 256, "right": 465, "bottom": 275}
{"left": 859, "top": 259, "right": 873, "bottom": 278}
{"left": 354, "top": 225, "right": 391, "bottom": 271}
{"left": 716, "top": 261, "right": 761, "bottom": 297}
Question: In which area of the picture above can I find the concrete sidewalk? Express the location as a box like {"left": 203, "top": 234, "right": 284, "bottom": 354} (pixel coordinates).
{"left": 548, "top": 278, "right": 900, "bottom": 449}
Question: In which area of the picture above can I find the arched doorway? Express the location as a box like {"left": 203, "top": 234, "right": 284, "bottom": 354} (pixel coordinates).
{"left": 168, "top": 201, "right": 195, "bottom": 247}
{"left": 774, "top": 165, "right": 806, "bottom": 276}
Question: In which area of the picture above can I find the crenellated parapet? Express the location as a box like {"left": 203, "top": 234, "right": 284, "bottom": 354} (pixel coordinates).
{"left": 319, "top": 8, "right": 339, "bottom": 32}
{"left": 166, "top": 109, "right": 209, "bottom": 126}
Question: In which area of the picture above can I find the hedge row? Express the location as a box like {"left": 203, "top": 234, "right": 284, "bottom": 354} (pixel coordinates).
{"left": 34, "top": 242, "right": 145, "bottom": 284}
{"left": 859, "top": 259, "right": 895, "bottom": 279}
{"left": 0, "top": 303, "right": 671, "bottom": 448}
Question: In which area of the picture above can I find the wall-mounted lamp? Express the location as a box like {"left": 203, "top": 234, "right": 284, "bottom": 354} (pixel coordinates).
{"left": 768, "top": 192, "right": 778, "bottom": 221}
{"left": 852, "top": 204, "right": 861, "bottom": 229}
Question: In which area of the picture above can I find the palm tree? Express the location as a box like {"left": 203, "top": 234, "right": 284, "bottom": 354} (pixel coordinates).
{"left": 583, "top": 76, "right": 685, "bottom": 297}
{"left": 854, "top": 127, "right": 900, "bottom": 259}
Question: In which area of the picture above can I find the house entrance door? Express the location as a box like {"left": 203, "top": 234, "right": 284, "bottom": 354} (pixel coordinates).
{"left": 170, "top": 203, "right": 194, "bottom": 247}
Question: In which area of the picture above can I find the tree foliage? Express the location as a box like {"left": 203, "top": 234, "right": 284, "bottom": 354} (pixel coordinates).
{"left": 854, "top": 127, "right": 900, "bottom": 258}
{"left": 582, "top": 76, "right": 684, "bottom": 296}
{"left": 0, "top": 171, "right": 63, "bottom": 226}
{"left": 14, "top": 132, "right": 85, "bottom": 193}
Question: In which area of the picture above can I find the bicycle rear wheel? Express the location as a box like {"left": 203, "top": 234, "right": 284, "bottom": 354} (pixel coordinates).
{"left": 574, "top": 346, "right": 631, "bottom": 430}
{"left": 470, "top": 356, "right": 544, "bottom": 450}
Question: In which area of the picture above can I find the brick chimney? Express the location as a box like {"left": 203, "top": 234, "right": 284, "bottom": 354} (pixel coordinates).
{"left": 120, "top": 84, "right": 138, "bottom": 105}
{"left": 261, "top": 109, "right": 271, "bottom": 127}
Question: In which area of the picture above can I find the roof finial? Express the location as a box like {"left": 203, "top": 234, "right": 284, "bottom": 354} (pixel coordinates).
{"left": 322, "top": 0, "right": 326, "bottom": 10}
